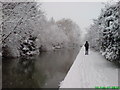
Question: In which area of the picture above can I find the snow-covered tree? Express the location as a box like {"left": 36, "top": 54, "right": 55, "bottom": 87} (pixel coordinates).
{"left": 2, "top": 2, "right": 44, "bottom": 57}
{"left": 2, "top": 2, "right": 82, "bottom": 58}
{"left": 86, "top": 20, "right": 102, "bottom": 51}
{"left": 57, "top": 19, "right": 81, "bottom": 47}
{"left": 35, "top": 18, "right": 81, "bottom": 51}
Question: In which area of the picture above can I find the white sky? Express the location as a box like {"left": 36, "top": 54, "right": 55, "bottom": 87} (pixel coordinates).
{"left": 2, "top": 0, "right": 117, "bottom": 33}
{"left": 41, "top": 2, "right": 105, "bottom": 33}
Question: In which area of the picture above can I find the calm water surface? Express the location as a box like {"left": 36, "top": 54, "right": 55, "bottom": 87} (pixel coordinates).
{"left": 2, "top": 47, "right": 80, "bottom": 88}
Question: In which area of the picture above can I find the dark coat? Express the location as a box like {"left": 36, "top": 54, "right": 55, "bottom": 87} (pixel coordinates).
{"left": 84, "top": 41, "right": 89, "bottom": 50}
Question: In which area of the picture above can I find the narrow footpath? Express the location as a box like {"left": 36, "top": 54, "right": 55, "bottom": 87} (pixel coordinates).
{"left": 60, "top": 46, "right": 118, "bottom": 88}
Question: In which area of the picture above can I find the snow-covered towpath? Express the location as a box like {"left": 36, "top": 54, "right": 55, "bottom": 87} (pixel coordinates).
{"left": 60, "top": 46, "right": 118, "bottom": 88}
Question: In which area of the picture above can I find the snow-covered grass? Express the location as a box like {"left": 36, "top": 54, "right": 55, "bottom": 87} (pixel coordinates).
{"left": 60, "top": 46, "right": 118, "bottom": 88}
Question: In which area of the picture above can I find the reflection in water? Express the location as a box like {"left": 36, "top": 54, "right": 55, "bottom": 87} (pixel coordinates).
{"left": 2, "top": 47, "right": 80, "bottom": 88}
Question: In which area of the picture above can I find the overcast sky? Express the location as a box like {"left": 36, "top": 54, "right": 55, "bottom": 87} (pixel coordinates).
{"left": 42, "top": 2, "right": 105, "bottom": 33}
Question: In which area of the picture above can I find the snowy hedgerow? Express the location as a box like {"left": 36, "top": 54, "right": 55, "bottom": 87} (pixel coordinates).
{"left": 99, "top": 2, "right": 120, "bottom": 62}
{"left": 86, "top": 1, "right": 120, "bottom": 62}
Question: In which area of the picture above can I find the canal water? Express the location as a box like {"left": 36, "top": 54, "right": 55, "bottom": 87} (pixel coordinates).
{"left": 2, "top": 47, "right": 80, "bottom": 88}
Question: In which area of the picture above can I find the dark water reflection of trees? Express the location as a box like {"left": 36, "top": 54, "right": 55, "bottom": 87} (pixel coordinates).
{"left": 2, "top": 47, "right": 80, "bottom": 88}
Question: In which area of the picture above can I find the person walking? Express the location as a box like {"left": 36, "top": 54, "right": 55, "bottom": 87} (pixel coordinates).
{"left": 84, "top": 41, "right": 89, "bottom": 55}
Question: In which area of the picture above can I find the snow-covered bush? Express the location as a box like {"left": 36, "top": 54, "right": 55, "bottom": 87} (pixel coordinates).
{"left": 86, "top": 1, "right": 120, "bottom": 62}
{"left": 19, "top": 35, "right": 38, "bottom": 57}
{"left": 99, "top": 2, "right": 120, "bottom": 62}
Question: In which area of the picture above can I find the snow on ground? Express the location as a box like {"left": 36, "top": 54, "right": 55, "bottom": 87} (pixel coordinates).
{"left": 60, "top": 46, "right": 118, "bottom": 88}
